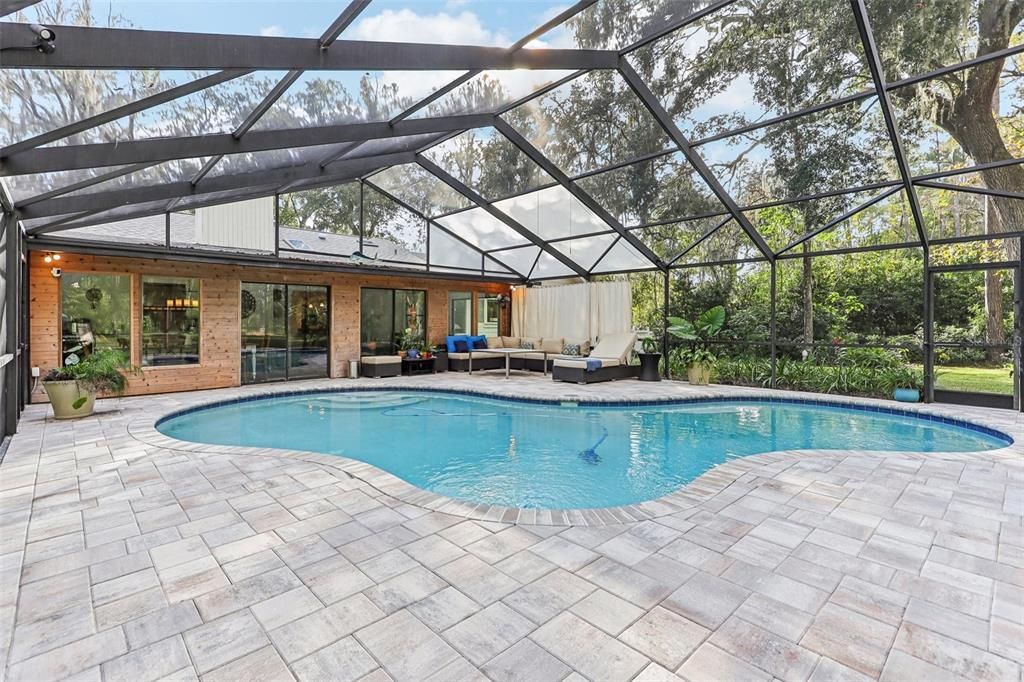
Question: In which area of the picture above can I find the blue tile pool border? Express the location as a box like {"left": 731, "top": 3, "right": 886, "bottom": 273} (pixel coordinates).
{"left": 154, "top": 386, "right": 1013, "bottom": 446}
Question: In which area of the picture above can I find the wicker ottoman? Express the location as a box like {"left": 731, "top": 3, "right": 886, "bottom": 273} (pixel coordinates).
{"left": 360, "top": 355, "right": 402, "bottom": 378}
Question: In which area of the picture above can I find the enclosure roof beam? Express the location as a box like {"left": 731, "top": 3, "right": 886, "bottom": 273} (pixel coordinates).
{"left": 666, "top": 216, "right": 732, "bottom": 266}
{"left": 775, "top": 186, "right": 904, "bottom": 256}
{"left": 2, "top": 114, "right": 495, "bottom": 176}
{"left": 417, "top": 156, "right": 591, "bottom": 280}
{"left": 849, "top": 0, "right": 928, "bottom": 250}
{"left": 0, "top": 22, "right": 619, "bottom": 70}
{"left": 0, "top": 0, "right": 40, "bottom": 18}
{"left": 361, "top": 178, "right": 529, "bottom": 280}
{"left": 618, "top": 59, "right": 774, "bottom": 262}
{"left": 619, "top": 0, "right": 738, "bottom": 54}
{"left": 16, "top": 162, "right": 160, "bottom": 208}
{"left": 914, "top": 179, "right": 1024, "bottom": 202}
{"left": 0, "top": 70, "right": 253, "bottom": 158}
{"left": 20, "top": 151, "right": 415, "bottom": 219}
{"left": 493, "top": 118, "right": 666, "bottom": 271}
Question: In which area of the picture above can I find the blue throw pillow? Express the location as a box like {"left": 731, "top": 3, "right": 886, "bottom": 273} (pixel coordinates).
{"left": 472, "top": 337, "right": 488, "bottom": 350}
{"left": 454, "top": 340, "right": 470, "bottom": 353}
{"left": 446, "top": 335, "right": 469, "bottom": 353}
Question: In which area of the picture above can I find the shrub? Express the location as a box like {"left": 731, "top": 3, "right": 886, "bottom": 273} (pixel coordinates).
{"left": 43, "top": 349, "right": 136, "bottom": 396}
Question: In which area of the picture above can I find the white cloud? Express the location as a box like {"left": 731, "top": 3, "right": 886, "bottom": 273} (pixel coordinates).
{"left": 260, "top": 25, "right": 284, "bottom": 37}
{"left": 348, "top": 8, "right": 511, "bottom": 47}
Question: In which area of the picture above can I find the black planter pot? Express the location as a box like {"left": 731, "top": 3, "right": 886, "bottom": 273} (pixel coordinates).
{"left": 638, "top": 352, "right": 662, "bottom": 382}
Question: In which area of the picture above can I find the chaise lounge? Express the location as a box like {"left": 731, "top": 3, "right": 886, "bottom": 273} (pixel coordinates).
{"left": 551, "top": 332, "right": 639, "bottom": 384}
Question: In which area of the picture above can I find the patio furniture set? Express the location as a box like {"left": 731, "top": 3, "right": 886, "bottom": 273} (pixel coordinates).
{"left": 359, "top": 332, "right": 640, "bottom": 383}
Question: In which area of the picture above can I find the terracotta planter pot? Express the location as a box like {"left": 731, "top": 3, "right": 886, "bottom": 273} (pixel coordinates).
{"left": 42, "top": 380, "right": 96, "bottom": 419}
{"left": 687, "top": 363, "right": 712, "bottom": 385}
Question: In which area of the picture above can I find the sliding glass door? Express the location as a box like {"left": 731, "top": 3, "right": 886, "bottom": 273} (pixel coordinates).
{"left": 241, "top": 282, "right": 328, "bottom": 384}
{"left": 361, "top": 288, "right": 426, "bottom": 355}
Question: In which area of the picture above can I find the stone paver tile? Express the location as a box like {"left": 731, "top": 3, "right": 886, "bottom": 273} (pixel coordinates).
{"left": 292, "top": 636, "right": 377, "bottom": 682}
{"left": 620, "top": 606, "right": 709, "bottom": 670}
{"left": 775, "top": 556, "right": 842, "bottom": 593}
{"left": 92, "top": 567, "right": 160, "bottom": 606}
{"left": 793, "top": 542, "right": 894, "bottom": 587}
{"left": 747, "top": 518, "right": 812, "bottom": 550}
{"left": 494, "top": 550, "right": 557, "bottom": 584}
{"left": 465, "top": 527, "right": 541, "bottom": 564}
{"left": 662, "top": 571, "right": 750, "bottom": 629}
{"left": 365, "top": 565, "right": 447, "bottom": 614}
{"left": 159, "top": 555, "right": 230, "bottom": 603}
{"left": 183, "top": 610, "right": 270, "bottom": 674}
{"left": 8, "top": 602, "right": 95, "bottom": 663}
{"left": 801, "top": 603, "right": 896, "bottom": 678}
{"left": 633, "top": 661, "right": 682, "bottom": 681}
{"left": 502, "top": 568, "right": 595, "bottom": 624}
{"left": 7, "top": 625, "right": 127, "bottom": 681}
{"left": 305, "top": 561, "right": 374, "bottom": 604}
{"left": 831, "top": 575, "right": 908, "bottom": 626}
{"left": 889, "top": 570, "right": 989, "bottom": 619}
{"left": 481, "top": 638, "right": 571, "bottom": 682}
{"left": 859, "top": 534, "right": 928, "bottom": 573}
{"left": 101, "top": 634, "right": 191, "bottom": 682}
{"left": 435, "top": 555, "right": 520, "bottom": 605}
{"left": 123, "top": 600, "right": 203, "bottom": 649}
{"left": 274, "top": 534, "right": 337, "bottom": 570}
{"left": 990, "top": 617, "right": 1024, "bottom": 663}
{"left": 149, "top": 536, "right": 209, "bottom": 570}
{"left": 211, "top": 531, "right": 282, "bottom": 564}
{"left": 270, "top": 593, "right": 384, "bottom": 662}
{"left": 401, "top": 511, "right": 463, "bottom": 537}
{"left": 530, "top": 612, "right": 649, "bottom": 682}
{"left": 353, "top": 507, "right": 406, "bottom": 533}
{"left": 893, "top": 622, "right": 1018, "bottom": 682}
{"left": 203, "top": 645, "right": 295, "bottom": 682}
{"left": 408, "top": 586, "right": 481, "bottom": 632}
{"left": 734, "top": 593, "right": 813, "bottom": 643}
{"left": 725, "top": 535, "right": 791, "bottom": 570}
{"left": 402, "top": 535, "right": 465, "bottom": 569}
{"left": 809, "top": 656, "right": 875, "bottom": 682}
{"left": 528, "top": 536, "right": 598, "bottom": 572}
{"left": 437, "top": 520, "right": 492, "bottom": 547}
{"left": 95, "top": 585, "right": 169, "bottom": 629}
{"left": 355, "top": 609, "right": 460, "bottom": 681}
{"left": 16, "top": 567, "right": 91, "bottom": 622}
{"left": 277, "top": 510, "right": 353, "bottom": 543}
{"left": 903, "top": 597, "right": 988, "bottom": 649}
{"left": 577, "top": 557, "right": 674, "bottom": 609}
{"left": 89, "top": 550, "right": 154, "bottom": 584}
{"left": 424, "top": 655, "right": 488, "bottom": 682}
{"left": 569, "top": 588, "right": 645, "bottom": 636}
{"left": 357, "top": 548, "right": 419, "bottom": 582}
{"left": 221, "top": 548, "right": 285, "bottom": 582}
{"left": 444, "top": 602, "right": 535, "bottom": 666}
{"left": 676, "top": 642, "right": 772, "bottom": 682}
{"left": 710, "top": 616, "right": 819, "bottom": 682}
{"left": 251, "top": 585, "right": 324, "bottom": 631}
{"left": 194, "top": 565, "right": 302, "bottom": 621}
{"left": 878, "top": 649, "right": 964, "bottom": 682}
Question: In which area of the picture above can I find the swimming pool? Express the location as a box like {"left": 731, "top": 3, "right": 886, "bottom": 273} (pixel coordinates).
{"left": 157, "top": 390, "right": 1010, "bottom": 509}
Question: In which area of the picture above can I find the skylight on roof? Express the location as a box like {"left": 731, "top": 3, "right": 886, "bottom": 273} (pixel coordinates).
{"left": 284, "top": 238, "right": 312, "bottom": 251}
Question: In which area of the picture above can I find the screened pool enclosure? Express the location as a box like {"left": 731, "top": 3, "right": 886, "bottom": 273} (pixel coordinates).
{"left": 1, "top": 0, "right": 1022, "bottom": 433}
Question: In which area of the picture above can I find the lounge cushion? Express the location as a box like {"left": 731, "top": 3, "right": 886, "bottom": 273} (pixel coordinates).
{"left": 518, "top": 352, "right": 550, "bottom": 361}
{"left": 448, "top": 351, "right": 502, "bottom": 360}
{"left": 565, "top": 339, "right": 592, "bottom": 356}
{"left": 489, "top": 336, "right": 505, "bottom": 348}
{"left": 519, "top": 337, "right": 541, "bottom": 350}
{"left": 454, "top": 340, "right": 470, "bottom": 353}
{"left": 591, "top": 332, "right": 638, "bottom": 364}
{"left": 553, "top": 357, "right": 620, "bottom": 369}
{"left": 500, "top": 336, "right": 520, "bottom": 348}
{"left": 445, "top": 335, "right": 471, "bottom": 353}
{"left": 361, "top": 355, "right": 401, "bottom": 366}
{"left": 539, "top": 338, "right": 563, "bottom": 354}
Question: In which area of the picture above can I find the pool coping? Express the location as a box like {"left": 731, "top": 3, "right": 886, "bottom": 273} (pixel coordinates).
{"left": 126, "top": 382, "right": 1024, "bottom": 527}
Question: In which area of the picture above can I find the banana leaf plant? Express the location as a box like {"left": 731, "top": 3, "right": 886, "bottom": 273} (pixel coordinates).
{"left": 667, "top": 306, "right": 726, "bottom": 371}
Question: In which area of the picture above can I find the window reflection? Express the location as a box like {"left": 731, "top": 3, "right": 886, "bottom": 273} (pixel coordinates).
{"left": 142, "top": 276, "right": 200, "bottom": 366}
{"left": 60, "top": 273, "right": 131, "bottom": 366}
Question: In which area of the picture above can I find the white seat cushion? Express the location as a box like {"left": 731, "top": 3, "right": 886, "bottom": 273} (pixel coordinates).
{"left": 552, "top": 357, "right": 620, "bottom": 370}
{"left": 361, "top": 355, "right": 401, "bottom": 365}
{"left": 448, "top": 351, "right": 502, "bottom": 360}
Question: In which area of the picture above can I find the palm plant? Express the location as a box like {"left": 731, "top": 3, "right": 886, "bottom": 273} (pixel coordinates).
{"left": 667, "top": 306, "right": 726, "bottom": 385}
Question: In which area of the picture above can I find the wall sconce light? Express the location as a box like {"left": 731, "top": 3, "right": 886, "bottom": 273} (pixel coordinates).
{"left": 43, "top": 252, "right": 61, "bottom": 264}
{"left": 496, "top": 293, "right": 511, "bottom": 308}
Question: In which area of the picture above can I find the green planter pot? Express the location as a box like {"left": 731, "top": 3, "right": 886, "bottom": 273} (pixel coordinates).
{"left": 42, "top": 380, "right": 97, "bottom": 419}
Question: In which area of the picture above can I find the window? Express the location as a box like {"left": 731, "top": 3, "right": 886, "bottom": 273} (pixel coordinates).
{"left": 60, "top": 273, "right": 131, "bottom": 366}
{"left": 478, "top": 295, "right": 500, "bottom": 337}
{"left": 141, "top": 276, "right": 200, "bottom": 366}
{"left": 361, "top": 288, "right": 426, "bottom": 355}
{"left": 449, "top": 291, "right": 472, "bottom": 334}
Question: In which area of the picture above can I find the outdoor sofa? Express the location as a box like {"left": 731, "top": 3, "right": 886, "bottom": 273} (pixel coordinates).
{"left": 551, "top": 332, "right": 639, "bottom": 384}
{"left": 446, "top": 335, "right": 591, "bottom": 373}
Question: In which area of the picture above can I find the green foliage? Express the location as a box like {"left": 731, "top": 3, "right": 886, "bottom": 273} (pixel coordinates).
{"left": 710, "top": 354, "right": 924, "bottom": 399}
{"left": 43, "top": 349, "right": 137, "bottom": 396}
{"left": 640, "top": 337, "right": 660, "bottom": 354}
{"left": 666, "top": 306, "right": 726, "bottom": 367}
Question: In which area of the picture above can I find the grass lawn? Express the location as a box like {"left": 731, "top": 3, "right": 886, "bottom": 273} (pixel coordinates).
{"left": 925, "top": 364, "right": 1014, "bottom": 395}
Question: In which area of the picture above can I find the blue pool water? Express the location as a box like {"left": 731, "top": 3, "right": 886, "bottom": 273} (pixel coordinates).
{"left": 158, "top": 391, "right": 1010, "bottom": 509}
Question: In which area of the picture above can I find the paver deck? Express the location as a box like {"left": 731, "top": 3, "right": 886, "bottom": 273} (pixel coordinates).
{"left": 1, "top": 373, "right": 1021, "bottom": 681}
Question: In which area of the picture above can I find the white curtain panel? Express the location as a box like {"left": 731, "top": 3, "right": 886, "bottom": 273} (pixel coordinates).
{"left": 511, "top": 280, "right": 632, "bottom": 342}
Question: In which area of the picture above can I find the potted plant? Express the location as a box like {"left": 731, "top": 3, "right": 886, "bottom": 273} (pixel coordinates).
{"left": 886, "top": 365, "right": 924, "bottom": 403}
{"left": 42, "top": 349, "right": 136, "bottom": 419}
{"left": 667, "top": 306, "right": 726, "bottom": 386}
{"left": 637, "top": 335, "right": 662, "bottom": 382}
